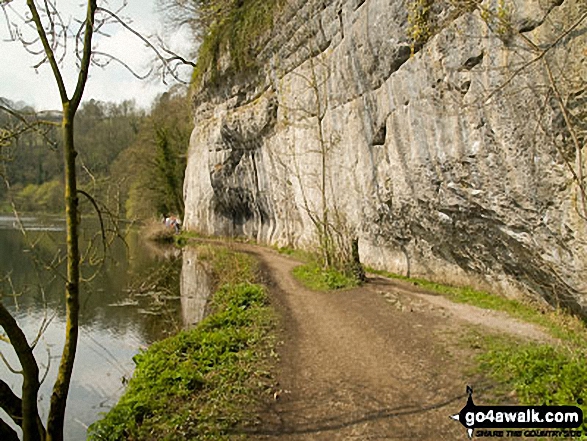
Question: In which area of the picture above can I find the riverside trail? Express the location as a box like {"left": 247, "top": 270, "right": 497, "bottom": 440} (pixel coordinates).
{"left": 222, "top": 243, "right": 553, "bottom": 440}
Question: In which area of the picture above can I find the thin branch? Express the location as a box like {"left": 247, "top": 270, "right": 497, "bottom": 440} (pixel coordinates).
{"left": 0, "top": 378, "right": 22, "bottom": 427}
{"left": 0, "top": 349, "right": 22, "bottom": 375}
{"left": 0, "top": 103, "right": 60, "bottom": 148}
{"left": 39, "top": 341, "right": 52, "bottom": 386}
{"left": 543, "top": 59, "right": 587, "bottom": 219}
{"left": 483, "top": 10, "right": 587, "bottom": 105}
{"left": 158, "top": 38, "right": 196, "bottom": 67}
{"left": 70, "top": 0, "right": 97, "bottom": 113}
{"left": 31, "top": 308, "right": 56, "bottom": 350}
{"left": 2, "top": 175, "right": 68, "bottom": 286}
{"left": 0, "top": 302, "right": 45, "bottom": 439}
{"left": 1, "top": 3, "right": 16, "bottom": 41}
{"left": 78, "top": 189, "right": 107, "bottom": 256}
{"left": 26, "top": 0, "right": 68, "bottom": 104}
{"left": 91, "top": 50, "right": 152, "bottom": 79}
{"left": 97, "top": 6, "right": 194, "bottom": 84}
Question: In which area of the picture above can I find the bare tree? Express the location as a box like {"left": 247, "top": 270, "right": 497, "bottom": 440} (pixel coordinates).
{"left": 278, "top": 50, "right": 365, "bottom": 280}
{"left": 0, "top": 1, "right": 193, "bottom": 439}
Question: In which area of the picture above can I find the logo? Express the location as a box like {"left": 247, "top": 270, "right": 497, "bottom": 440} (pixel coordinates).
{"left": 450, "top": 386, "right": 584, "bottom": 438}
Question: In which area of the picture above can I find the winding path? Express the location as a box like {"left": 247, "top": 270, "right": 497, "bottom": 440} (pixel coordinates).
{"left": 228, "top": 243, "right": 551, "bottom": 440}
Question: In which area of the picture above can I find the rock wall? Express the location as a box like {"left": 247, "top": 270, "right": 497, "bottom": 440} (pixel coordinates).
{"left": 184, "top": 0, "right": 587, "bottom": 316}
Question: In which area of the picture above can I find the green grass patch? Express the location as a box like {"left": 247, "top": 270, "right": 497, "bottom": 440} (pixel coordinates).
{"left": 370, "top": 266, "right": 587, "bottom": 427}
{"left": 366, "top": 267, "right": 587, "bottom": 343}
{"left": 196, "top": 244, "right": 259, "bottom": 286}
{"left": 471, "top": 334, "right": 587, "bottom": 433}
{"left": 174, "top": 230, "right": 204, "bottom": 247}
{"left": 275, "top": 245, "right": 315, "bottom": 263}
{"left": 293, "top": 261, "right": 360, "bottom": 291}
{"left": 277, "top": 246, "right": 364, "bottom": 291}
{"left": 88, "top": 246, "right": 276, "bottom": 440}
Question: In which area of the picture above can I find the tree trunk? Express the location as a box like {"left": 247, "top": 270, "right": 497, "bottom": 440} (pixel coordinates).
{"left": 46, "top": 105, "right": 80, "bottom": 441}
{"left": 0, "top": 305, "right": 44, "bottom": 441}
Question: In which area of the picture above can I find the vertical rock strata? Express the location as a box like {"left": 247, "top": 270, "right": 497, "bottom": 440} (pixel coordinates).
{"left": 184, "top": 0, "right": 587, "bottom": 315}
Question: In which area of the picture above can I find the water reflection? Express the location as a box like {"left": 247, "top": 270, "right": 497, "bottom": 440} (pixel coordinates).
{"left": 180, "top": 247, "right": 212, "bottom": 328}
{"left": 0, "top": 215, "right": 184, "bottom": 440}
{"left": 0, "top": 215, "right": 65, "bottom": 232}
{"left": 1, "top": 311, "right": 141, "bottom": 435}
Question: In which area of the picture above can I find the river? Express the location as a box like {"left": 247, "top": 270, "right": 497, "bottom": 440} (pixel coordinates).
{"left": 0, "top": 215, "right": 208, "bottom": 440}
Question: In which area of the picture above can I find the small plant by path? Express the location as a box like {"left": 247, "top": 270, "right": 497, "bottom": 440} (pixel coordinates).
{"left": 292, "top": 261, "right": 361, "bottom": 291}
{"left": 472, "top": 333, "right": 587, "bottom": 433}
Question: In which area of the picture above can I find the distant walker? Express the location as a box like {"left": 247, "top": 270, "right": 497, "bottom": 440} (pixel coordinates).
{"left": 164, "top": 214, "right": 182, "bottom": 234}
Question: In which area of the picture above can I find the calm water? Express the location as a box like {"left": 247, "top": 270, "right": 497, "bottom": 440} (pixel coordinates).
{"left": 0, "top": 215, "right": 210, "bottom": 440}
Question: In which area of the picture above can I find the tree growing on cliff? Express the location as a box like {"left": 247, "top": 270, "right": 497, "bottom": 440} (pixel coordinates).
{"left": 279, "top": 51, "right": 365, "bottom": 282}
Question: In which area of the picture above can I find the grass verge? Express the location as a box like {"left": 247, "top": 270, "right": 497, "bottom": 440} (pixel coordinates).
{"left": 292, "top": 262, "right": 361, "bottom": 291}
{"left": 368, "top": 267, "right": 587, "bottom": 430}
{"left": 366, "top": 267, "right": 586, "bottom": 343}
{"left": 88, "top": 245, "right": 276, "bottom": 440}
{"left": 468, "top": 332, "right": 587, "bottom": 433}
{"left": 274, "top": 245, "right": 315, "bottom": 264}
{"left": 277, "top": 246, "right": 362, "bottom": 291}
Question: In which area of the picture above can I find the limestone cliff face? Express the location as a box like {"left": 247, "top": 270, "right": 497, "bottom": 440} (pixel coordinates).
{"left": 184, "top": 0, "right": 587, "bottom": 315}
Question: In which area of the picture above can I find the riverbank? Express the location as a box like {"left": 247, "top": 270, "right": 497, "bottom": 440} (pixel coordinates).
{"left": 88, "top": 244, "right": 277, "bottom": 440}
{"left": 90, "top": 236, "right": 587, "bottom": 439}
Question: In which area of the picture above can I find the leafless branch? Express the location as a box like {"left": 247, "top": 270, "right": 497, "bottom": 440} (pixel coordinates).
{"left": 92, "top": 50, "right": 152, "bottom": 79}
{"left": 0, "top": 302, "right": 45, "bottom": 437}
{"left": 78, "top": 189, "right": 107, "bottom": 256}
{"left": 0, "top": 349, "right": 22, "bottom": 375}
{"left": 0, "top": 377, "right": 24, "bottom": 427}
{"left": 483, "top": 11, "right": 587, "bottom": 105}
{"left": 97, "top": 6, "right": 195, "bottom": 84}
{"left": 0, "top": 103, "right": 60, "bottom": 150}
{"left": 38, "top": 341, "right": 51, "bottom": 385}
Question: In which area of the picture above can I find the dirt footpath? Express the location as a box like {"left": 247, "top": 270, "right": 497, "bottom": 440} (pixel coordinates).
{"left": 232, "top": 244, "right": 551, "bottom": 440}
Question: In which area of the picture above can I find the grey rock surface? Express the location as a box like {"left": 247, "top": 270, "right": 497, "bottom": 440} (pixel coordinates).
{"left": 184, "top": 0, "right": 587, "bottom": 316}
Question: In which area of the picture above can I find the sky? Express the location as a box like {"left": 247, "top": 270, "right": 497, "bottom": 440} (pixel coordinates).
{"left": 0, "top": 0, "right": 194, "bottom": 111}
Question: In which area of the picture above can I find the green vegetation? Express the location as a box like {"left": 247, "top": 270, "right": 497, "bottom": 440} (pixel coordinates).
{"left": 407, "top": 0, "right": 514, "bottom": 49}
{"left": 458, "top": 314, "right": 587, "bottom": 429}
{"left": 407, "top": 0, "right": 435, "bottom": 49}
{"left": 88, "top": 245, "right": 276, "bottom": 440}
{"left": 293, "top": 261, "right": 361, "bottom": 291}
{"left": 274, "top": 245, "right": 315, "bottom": 263}
{"left": 275, "top": 245, "right": 363, "bottom": 291}
{"left": 14, "top": 180, "right": 63, "bottom": 213}
{"left": 1, "top": 88, "right": 190, "bottom": 220}
{"left": 190, "top": 0, "right": 284, "bottom": 86}
{"left": 368, "top": 267, "right": 587, "bottom": 428}
{"left": 366, "top": 266, "right": 587, "bottom": 342}
{"left": 118, "top": 88, "right": 191, "bottom": 220}
{"left": 469, "top": 333, "right": 587, "bottom": 433}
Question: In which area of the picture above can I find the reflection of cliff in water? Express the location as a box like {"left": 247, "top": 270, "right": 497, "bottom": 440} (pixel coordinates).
{"left": 180, "top": 247, "right": 212, "bottom": 328}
